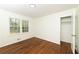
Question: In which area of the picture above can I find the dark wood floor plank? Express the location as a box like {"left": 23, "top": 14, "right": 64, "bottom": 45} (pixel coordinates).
{"left": 60, "top": 41, "right": 72, "bottom": 54}
{"left": 0, "top": 37, "right": 72, "bottom": 54}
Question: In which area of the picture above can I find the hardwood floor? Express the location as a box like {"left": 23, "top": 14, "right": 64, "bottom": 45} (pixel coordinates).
{"left": 60, "top": 41, "right": 72, "bottom": 54}
{"left": 0, "top": 37, "right": 72, "bottom": 54}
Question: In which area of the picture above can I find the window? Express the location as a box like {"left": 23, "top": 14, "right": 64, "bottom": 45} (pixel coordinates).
{"left": 10, "top": 18, "right": 20, "bottom": 33}
{"left": 10, "top": 18, "right": 29, "bottom": 33}
{"left": 22, "top": 20, "right": 29, "bottom": 32}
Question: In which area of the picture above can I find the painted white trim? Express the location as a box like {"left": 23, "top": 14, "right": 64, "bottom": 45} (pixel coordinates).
{"left": 59, "top": 8, "right": 76, "bottom": 54}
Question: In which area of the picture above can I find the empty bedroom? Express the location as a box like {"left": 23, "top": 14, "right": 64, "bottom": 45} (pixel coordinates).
{"left": 0, "top": 4, "right": 78, "bottom": 54}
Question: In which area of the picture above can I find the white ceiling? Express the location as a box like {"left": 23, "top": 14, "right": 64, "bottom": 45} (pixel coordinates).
{"left": 0, "top": 4, "right": 78, "bottom": 18}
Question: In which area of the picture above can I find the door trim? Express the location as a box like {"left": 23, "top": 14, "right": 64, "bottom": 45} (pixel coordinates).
{"left": 60, "top": 15, "right": 75, "bottom": 54}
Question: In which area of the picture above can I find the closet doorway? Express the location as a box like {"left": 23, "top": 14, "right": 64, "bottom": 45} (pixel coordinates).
{"left": 60, "top": 16, "right": 73, "bottom": 53}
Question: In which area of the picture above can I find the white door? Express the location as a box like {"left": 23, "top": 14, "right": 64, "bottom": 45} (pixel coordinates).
{"left": 75, "top": 14, "right": 79, "bottom": 53}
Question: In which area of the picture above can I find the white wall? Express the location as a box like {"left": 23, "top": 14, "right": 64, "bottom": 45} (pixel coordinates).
{"left": 34, "top": 9, "right": 76, "bottom": 44}
{"left": 0, "top": 9, "right": 34, "bottom": 47}
{"left": 34, "top": 14, "right": 60, "bottom": 44}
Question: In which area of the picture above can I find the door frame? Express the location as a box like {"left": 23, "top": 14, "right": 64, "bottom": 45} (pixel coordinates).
{"left": 60, "top": 9, "right": 76, "bottom": 54}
